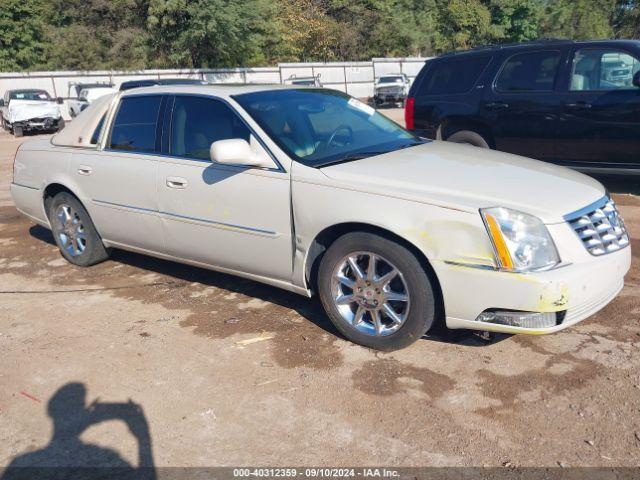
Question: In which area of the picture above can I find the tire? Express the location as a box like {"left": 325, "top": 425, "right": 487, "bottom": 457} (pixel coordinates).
{"left": 56, "top": 118, "right": 65, "bottom": 132}
{"left": 48, "top": 192, "right": 110, "bottom": 267}
{"left": 446, "top": 130, "right": 490, "bottom": 148}
{"left": 0, "top": 114, "right": 7, "bottom": 131}
{"left": 13, "top": 126, "right": 23, "bottom": 137}
{"left": 318, "top": 232, "right": 436, "bottom": 351}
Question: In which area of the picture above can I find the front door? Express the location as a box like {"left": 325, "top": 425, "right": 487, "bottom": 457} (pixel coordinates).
{"left": 482, "top": 49, "right": 565, "bottom": 160}
{"left": 556, "top": 47, "right": 640, "bottom": 167}
{"left": 157, "top": 95, "right": 293, "bottom": 282}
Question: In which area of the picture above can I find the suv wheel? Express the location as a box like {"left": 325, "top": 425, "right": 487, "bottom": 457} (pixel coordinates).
{"left": 48, "top": 192, "right": 110, "bottom": 267}
{"left": 318, "top": 232, "right": 436, "bottom": 351}
{"left": 13, "top": 126, "right": 23, "bottom": 137}
{"left": 447, "top": 130, "right": 490, "bottom": 148}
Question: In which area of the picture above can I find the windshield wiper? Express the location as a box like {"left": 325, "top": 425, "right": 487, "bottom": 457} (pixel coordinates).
{"left": 317, "top": 151, "right": 391, "bottom": 168}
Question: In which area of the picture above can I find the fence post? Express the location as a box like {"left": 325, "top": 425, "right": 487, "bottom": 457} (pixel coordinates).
{"left": 343, "top": 65, "right": 348, "bottom": 93}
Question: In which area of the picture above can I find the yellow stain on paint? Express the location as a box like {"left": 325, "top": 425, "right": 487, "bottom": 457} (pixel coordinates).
{"left": 536, "top": 282, "right": 569, "bottom": 312}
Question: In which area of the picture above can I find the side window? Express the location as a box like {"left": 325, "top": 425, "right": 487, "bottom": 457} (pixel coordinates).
{"left": 419, "top": 56, "right": 491, "bottom": 95}
{"left": 495, "top": 51, "right": 561, "bottom": 92}
{"left": 91, "top": 115, "right": 106, "bottom": 145}
{"left": 109, "top": 95, "right": 162, "bottom": 153}
{"left": 170, "top": 96, "right": 250, "bottom": 160}
{"left": 570, "top": 49, "right": 640, "bottom": 91}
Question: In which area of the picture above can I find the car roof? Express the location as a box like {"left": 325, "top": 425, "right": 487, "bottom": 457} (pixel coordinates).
{"left": 120, "top": 83, "right": 308, "bottom": 99}
{"left": 439, "top": 39, "right": 640, "bottom": 58}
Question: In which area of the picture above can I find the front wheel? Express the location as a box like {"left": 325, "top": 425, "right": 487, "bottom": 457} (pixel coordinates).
{"left": 318, "top": 232, "right": 436, "bottom": 351}
{"left": 48, "top": 192, "right": 110, "bottom": 267}
{"left": 13, "top": 126, "right": 23, "bottom": 137}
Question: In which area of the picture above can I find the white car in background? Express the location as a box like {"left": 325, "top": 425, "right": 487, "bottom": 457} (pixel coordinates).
{"left": 9, "top": 85, "right": 631, "bottom": 350}
{"left": 0, "top": 89, "right": 64, "bottom": 137}
{"left": 373, "top": 73, "right": 410, "bottom": 107}
{"left": 68, "top": 85, "right": 117, "bottom": 118}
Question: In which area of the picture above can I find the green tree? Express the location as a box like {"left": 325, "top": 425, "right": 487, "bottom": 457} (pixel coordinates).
{"left": 433, "top": 0, "right": 496, "bottom": 52}
{"left": 489, "top": 0, "right": 544, "bottom": 42}
{"left": 370, "top": 0, "right": 437, "bottom": 57}
{"left": 541, "top": 0, "right": 616, "bottom": 39}
{"left": 614, "top": 0, "right": 640, "bottom": 37}
{"left": 41, "top": 0, "right": 150, "bottom": 70}
{"left": 147, "top": 0, "right": 275, "bottom": 68}
{"left": 0, "top": 0, "right": 46, "bottom": 71}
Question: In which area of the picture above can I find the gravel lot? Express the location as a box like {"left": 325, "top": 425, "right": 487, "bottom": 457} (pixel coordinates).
{"left": 1, "top": 110, "right": 639, "bottom": 469}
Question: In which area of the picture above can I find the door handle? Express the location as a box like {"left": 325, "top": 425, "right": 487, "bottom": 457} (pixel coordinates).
{"left": 566, "top": 102, "right": 592, "bottom": 110}
{"left": 166, "top": 177, "right": 187, "bottom": 189}
{"left": 485, "top": 101, "right": 509, "bottom": 110}
{"left": 77, "top": 165, "right": 92, "bottom": 175}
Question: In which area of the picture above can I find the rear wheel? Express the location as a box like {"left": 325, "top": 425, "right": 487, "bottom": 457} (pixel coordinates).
{"left": 48, "top": 192, "right": 110, "bottom": 267}
{"left": 318, "top": 232, "right": 436, "bottom": 351}
{"left": 447, "top": 130, "right": 490, "bottom": 148}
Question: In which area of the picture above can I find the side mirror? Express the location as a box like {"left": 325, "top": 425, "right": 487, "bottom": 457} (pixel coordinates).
{"left": 633, "top": 71, "right": 640, "bottom": 88}
{"left": 209, "top": 138, "right": 275, "bottom": 169}
{"left": 56, "top": 97, "right": 64, "bottom": 104}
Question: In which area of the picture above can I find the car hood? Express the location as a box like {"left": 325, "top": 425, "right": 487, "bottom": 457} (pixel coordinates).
{"left": 319, "top": 141, "right": 606, "bottom": 224}
{"left": 7, "top": 100, "right": 61, "bottom": 123}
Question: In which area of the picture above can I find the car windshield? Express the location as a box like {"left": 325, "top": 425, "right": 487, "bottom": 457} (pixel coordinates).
{"left": 10, "top": 90, "right": 51, "bottom": 101}
{"left": 234, "top": 89, "right": 424, "bottom": 167}
{"left": 378, "top": 76, "right": 404, "bottom": 83}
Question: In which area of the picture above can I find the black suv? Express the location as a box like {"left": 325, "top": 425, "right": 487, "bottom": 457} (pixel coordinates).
{"left": 406, "top": 40, "right": 640, "bottom": 173}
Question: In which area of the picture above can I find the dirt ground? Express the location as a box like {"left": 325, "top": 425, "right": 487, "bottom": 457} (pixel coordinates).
{"left": 1, "top": 110, "right": 639, "bottom": 469}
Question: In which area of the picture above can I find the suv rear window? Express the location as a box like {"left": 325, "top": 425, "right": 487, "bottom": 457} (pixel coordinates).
{"left": 495, "top": 51, "right": 561, "bottom": 92}
{"left": 418, "top": 56, "right": 490, "bottom": 95}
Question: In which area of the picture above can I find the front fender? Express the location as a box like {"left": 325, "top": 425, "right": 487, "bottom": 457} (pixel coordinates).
{"left": 291, "top": 167, "right": 496, "bottom": 289}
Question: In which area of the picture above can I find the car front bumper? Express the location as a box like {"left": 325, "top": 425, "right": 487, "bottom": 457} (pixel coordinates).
{"left": 14, "top": 117, "right": 61, "bottom": 131}
{"left": 374, "top": 92, "right": 406, "bottom": 102}
{"left": 433, "top": 244, "right": 631, "bottom": 335}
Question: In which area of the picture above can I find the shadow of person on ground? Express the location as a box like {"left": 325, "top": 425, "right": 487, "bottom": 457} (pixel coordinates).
{"left": 1, "top": 382, "right": 155, "bottom": 480}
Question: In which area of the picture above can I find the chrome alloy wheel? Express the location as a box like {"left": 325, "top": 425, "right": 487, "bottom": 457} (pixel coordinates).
{"left": 55, "top": 204, "right": 87, "bottom": 257}
{"left": 331, "top": 251, "right": 410, "bottom": 336}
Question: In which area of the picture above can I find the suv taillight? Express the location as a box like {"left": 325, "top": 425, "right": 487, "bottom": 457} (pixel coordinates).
{"left": 405, "top": 97, "right": 415, "bottom": 130}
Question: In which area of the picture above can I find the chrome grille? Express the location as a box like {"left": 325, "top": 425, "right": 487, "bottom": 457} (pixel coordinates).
{"left": 376, "top": 86, "right": 403, "bottom": 94}
{"left": 566, "top": 197, "right": 629, "bottom": 256}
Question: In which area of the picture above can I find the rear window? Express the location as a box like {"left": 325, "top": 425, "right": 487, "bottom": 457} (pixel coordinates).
{"left": 10, "top": 90, "right": 51, "bottom": 101}
{"left": 495, "top": 51, "right": 561, "bottom": 92}
{"left": 418, "top": 56, "right": 490, "bottom": 95}
{"left": 109, "top": 95, "right": 162, "bottom": 153}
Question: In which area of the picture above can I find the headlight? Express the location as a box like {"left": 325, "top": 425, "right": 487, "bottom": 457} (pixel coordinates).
{"left": 480, "top": 207, "right": 560, "bottom": 272}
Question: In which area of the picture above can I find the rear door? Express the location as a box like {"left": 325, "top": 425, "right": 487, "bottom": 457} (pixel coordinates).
{"left": 482, "top": 49, "right": 567, "bottom": 160}
{"left": 69, "top": 94, "right": 165, "bottom": 252}
{"left": 556, "top": 46, "right": 640, "bottom": 168}
{"left": 157, "top": 95, "right": 293, "bottom": 282}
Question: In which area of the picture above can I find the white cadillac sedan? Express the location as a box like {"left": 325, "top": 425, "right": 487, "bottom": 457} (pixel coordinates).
{"left": 10, "top": 85, "right": 631, "bottom": 350}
